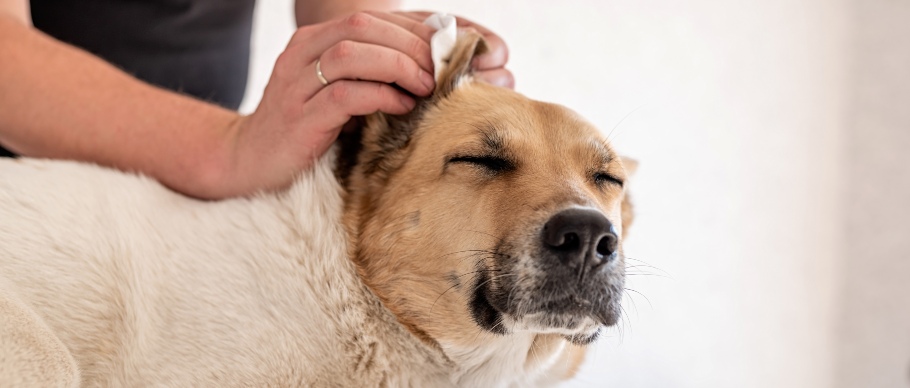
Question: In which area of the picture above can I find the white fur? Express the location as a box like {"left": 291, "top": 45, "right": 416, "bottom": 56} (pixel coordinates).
{"left": 0, "top": 153, "right": 452, "bottom": 386}
{"left": 0, "top": 152, "right": 571, "bottom": 387}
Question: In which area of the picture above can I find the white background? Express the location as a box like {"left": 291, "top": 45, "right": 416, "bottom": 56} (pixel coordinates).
{"left": 240, "top": 1, "right": 909, "bottom": 387}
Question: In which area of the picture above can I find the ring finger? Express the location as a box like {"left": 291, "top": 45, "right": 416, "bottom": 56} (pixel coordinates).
{"left": 301, "top": 41, "right": 436, "bottom": 100}
{"left": 293, "top": 13, "right": 434, "bottom": 73}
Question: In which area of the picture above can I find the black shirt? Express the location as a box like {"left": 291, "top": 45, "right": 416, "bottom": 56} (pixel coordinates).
{"left": 0, "top": 0, "right": 256, "bottom": 157}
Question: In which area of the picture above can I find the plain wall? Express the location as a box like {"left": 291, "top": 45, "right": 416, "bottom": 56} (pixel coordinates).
{"left": 836, "top": 1, "right": 910, "bottom": 387}
{"left": 240, "top": 1, "right": 907, "bottom": 387}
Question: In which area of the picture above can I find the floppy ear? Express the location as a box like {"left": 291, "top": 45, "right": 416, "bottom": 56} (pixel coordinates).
{"left": 619, "top": 156, "right": 638, "bottom": 237}
{"left": 340, "top": 31, "right": 489, "bottom": 183}
{"left": 433, "top": 30, "right": 488, "bottom": 99}
{"left": 620, "top": 156, "right": 638, "bottom": 177}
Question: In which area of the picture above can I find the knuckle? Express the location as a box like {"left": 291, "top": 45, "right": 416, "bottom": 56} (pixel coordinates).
{"left": 393, "top": 53, "right": 411, "bottom": 73}
{"left": 289, "top": 25, "right": 317, "bottom": 46}
{"left": 328, "top": 40, "right": 355, "bottom": 63}
{"left": 375, "top": 83, "right": 391, "bottom": 97}
{"left": 343, "top": 12, "right": 373, "bottom": 34}
{"left": 272, "top": 50, "right": 295, "bottom": 79}
{"left": 328, "top": 83, "right": 351, "bottom": 103}
{"left": 407, "top": 37, "right": 427, "bottom": 58}
{"left": 415, "top": 25, "right": 435, "bottom": 40}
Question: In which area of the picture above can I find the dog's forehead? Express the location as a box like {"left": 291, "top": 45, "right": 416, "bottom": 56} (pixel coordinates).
{"left": 425, "top": 84, "right": 611, "bottom": 155}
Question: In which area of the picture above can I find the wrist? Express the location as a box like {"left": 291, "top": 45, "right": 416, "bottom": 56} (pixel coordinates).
{"left": 178, "top": 113, "right": 249, "bottom": 200}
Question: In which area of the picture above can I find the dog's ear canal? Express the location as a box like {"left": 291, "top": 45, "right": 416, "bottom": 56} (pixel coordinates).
{"left": 433, "top": 31, "right": 488, "bottom": 100}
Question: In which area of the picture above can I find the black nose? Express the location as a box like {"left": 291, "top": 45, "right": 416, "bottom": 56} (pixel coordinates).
{"left": 541, "top": 208, "right": 618, "bottom": 273}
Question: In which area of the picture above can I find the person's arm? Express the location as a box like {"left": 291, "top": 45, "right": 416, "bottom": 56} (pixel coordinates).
{"left": 0, "top": 0, "right": 28, "bottom": 24}
{"left": 0, "top": 1, "right": 241, "bottom": 199}
{"left": 296, "top": 0, "right": 400, "bottom": 27}
{"left": 0, "top": 0, "right": 436, "bottom": 199}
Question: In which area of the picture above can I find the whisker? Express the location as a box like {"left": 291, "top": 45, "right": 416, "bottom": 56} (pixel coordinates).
{"left": 624, "top": 257, "right": 673, "bottom": 279}
{"left": 622, "top": 290, "right": 641, "bottom": 320}
{"left": 623, "top": 288, "right": 653, "bottom": 309}
{"left": 430, "top": 268, "right": 500, "bottom": 310}
{"left": 617, "top": 304, "right": 631, "bottom": 343}
{"left": 606, "top": 103, "right": 647, "bottom": 143}
{"left": 430, "top": 269, "right": 518, "bottom": 311}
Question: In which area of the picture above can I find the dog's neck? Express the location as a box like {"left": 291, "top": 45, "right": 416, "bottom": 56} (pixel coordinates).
{"left": 277, "top": 151, "right": 454, "bottom": 384}
{"left": 442, "top": 332, "right": 572, "bottom": 386}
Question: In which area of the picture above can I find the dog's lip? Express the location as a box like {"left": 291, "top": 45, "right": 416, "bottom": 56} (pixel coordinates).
{"left": 522, "top": 294, "right": 620, "bottom": 327}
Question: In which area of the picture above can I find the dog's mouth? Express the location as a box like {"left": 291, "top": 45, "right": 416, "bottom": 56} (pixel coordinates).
{"left": 468, "top": 263, "right": 623, "bottom": 345}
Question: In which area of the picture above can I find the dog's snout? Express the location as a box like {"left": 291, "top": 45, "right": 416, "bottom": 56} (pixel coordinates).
{"left": 541, "top": 208, "right": 618, "bottom": 272}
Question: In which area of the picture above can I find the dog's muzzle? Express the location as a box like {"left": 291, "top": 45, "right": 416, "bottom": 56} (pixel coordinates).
{"left": 469, "top": 207, "right": 625, "bottom": 345}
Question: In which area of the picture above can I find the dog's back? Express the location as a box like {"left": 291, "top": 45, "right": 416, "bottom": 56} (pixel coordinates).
{"left": 0, "top": 157, "right": 446, "bottom": 386}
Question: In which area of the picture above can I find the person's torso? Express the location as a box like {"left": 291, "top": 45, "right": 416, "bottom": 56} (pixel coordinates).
{"left": 31, "top": 0, "right": 256, "bottom": 108}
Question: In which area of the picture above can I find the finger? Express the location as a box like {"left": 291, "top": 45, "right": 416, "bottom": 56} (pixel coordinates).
{"left": 362, "top": 11, "right": 436, "bottom": 43}
{"left": 292, "top": 12, "right": 433, "bottom": 73}
{"left": 305, "top": 80, "right": 417, "bottom": 131}
{"left": 397, "top": 12, "right": 509, "bottom": 70}
{"left": 450, "top": 16, "right": 509, "bottom": 70}
{"left": 314, "top": 41, "right": 435, "bottom": 98}
{"left": 394, "top": 11, "right": 431, "bottom": 22}
{"left": 470, "top": 33, "right": 509, "bottom": 70}
{"left": 475, "top": 68, "right": 515, "bottom": 89}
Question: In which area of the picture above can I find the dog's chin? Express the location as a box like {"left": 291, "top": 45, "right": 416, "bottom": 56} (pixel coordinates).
{"left": 469, "top": 282, "right": 620, "bottom": 346}
{"left": 505, "top": 313, "right": 605, "bottom": 345}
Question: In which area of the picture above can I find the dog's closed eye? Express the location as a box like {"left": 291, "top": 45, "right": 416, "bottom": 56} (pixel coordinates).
{"left": 448, "top": 155, "right": 516, "bottom": 174}
{"left": 593, "top": 172, "right": 624, "bottom": 188}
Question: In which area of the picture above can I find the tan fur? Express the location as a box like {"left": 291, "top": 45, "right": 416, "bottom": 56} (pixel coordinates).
{"left": 0, "top": 32, "right": 634, "bottom": 387}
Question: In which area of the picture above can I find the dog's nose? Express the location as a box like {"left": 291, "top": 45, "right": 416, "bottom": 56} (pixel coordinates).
{"left": 541, "top": 208, "right": 618, "bottom": 272}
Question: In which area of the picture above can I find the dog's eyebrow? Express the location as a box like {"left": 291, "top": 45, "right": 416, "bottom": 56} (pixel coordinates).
{"left": 475, "top": 121, "right": 507, "bottom": 154}
{"left": 481, "top": 130, "right": 505, "bottom": 153}
{"left": 588, "top": 141, "right": 615, "bottom": 166}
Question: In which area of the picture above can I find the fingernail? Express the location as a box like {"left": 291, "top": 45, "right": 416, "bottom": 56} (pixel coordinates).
{"left": 399, "top": 95, "right": 416, "bottom": 110}
{"left": 493, "top": 76, "right": 514, "bottom": 88}
{"left": 419, "top": 69, "right": 436, "bottom": 93}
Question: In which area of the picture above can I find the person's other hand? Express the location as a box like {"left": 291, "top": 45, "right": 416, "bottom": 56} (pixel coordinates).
{"left": 226, "top": 11, "right": 438, "bottom": 193}
{"left": 397, "top": 11, "right": 513, "bottom": 89}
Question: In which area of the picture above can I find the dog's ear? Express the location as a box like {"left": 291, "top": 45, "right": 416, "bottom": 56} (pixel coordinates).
{"left": 433, "top": 30, "right": 488, "bottom": 100}
{"left": 619, "top": 156, "right": 638, "bottom": 236}
{"left": 620, "top": 156, "right": 638, "bottom": 177}
{"left": 343, "top": 32, "right": 489, "bottom": 183}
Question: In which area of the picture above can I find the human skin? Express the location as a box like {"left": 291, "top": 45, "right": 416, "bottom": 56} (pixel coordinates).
{"left": 0, "top": 0, "right": 512, "bottom": 199}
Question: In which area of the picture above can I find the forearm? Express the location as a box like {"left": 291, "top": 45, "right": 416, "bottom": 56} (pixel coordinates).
{"left": 295, "top": 0, "right": 400, "bottom": 26}
{"left": 0, "top": 15, "right": 242, "bottom": 199}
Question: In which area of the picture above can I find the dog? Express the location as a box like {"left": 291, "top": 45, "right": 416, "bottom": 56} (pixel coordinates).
{"left": 0, "top": 32, "right": 636, "bottom": 387}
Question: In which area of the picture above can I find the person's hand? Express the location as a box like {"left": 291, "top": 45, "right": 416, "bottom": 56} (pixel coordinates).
{"left": 225, "top": 11, "right": 439, "bottom": 193}
{"left": 221, "top": 11, "right": 512, "bottom": 195}
{"left": 396, "top": 11, "right": 513, "bottom": 89}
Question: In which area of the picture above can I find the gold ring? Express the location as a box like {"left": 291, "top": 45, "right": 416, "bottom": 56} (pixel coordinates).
{"left": 315, "top": 59, "right": 330, "bottom": 86}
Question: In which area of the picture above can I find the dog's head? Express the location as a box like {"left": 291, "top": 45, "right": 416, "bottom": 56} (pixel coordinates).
{"left": 341, "top": 31, "right": 635, "bottom": 370}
